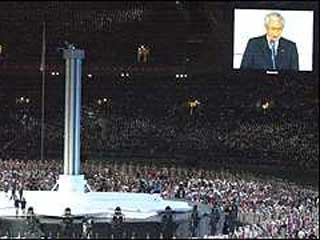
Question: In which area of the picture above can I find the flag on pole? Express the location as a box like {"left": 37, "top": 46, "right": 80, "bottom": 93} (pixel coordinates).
{"left": 40, "top": 22, "right": 46, "bottom": 72}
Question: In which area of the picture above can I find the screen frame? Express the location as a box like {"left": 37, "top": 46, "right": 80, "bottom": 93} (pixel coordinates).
{"left": 230, "top": 1, "right": 319, "bottom": 78}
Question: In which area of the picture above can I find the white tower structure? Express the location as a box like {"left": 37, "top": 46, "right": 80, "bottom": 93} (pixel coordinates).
{"left": 56, "top": 44, "right": 87, "bottom": 192}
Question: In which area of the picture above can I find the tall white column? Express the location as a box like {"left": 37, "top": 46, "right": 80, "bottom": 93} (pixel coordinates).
{"left": 63, "top": 47, "right": 84, "bottom": 175}
{"left": 57, "top": 46, "right": 87, "bottom": 192}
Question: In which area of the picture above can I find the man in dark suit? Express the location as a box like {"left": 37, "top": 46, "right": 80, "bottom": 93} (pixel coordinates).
{"left": 240, "top": 12, "right": 299, "bottom": 71}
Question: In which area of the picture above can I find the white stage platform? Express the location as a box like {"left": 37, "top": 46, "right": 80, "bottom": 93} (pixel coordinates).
{"left": 0, "top": 191, "right": 192, "bottom": 220}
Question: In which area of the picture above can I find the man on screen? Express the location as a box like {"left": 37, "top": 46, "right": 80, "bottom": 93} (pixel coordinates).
{"left": 240, "top": 12, "right": 299, "bottom": 71}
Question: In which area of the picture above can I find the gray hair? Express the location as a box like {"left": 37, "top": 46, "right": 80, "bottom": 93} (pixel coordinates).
{"left": 264, "top": 12, "right": 285, "bottom": 28}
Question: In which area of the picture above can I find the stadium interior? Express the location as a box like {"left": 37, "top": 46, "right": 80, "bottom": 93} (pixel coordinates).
{"left": 0, "top": 1, "right": 319, "bottom": 239}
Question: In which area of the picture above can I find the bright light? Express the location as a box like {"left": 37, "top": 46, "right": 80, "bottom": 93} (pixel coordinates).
{"left": 126, "top": 73, "right": 129, "bottom": 77}
{"left": 189, "top": 99, "right": 200, "bottom": 108}
{"left": 103, "top": 98, "right": 107, "bottom": 102}
{"left": 51, "top": 72, "right": 56, "bottom": 76}
{"left": 25, "top": 98, "right": 30, "bottom": 104}
{"left": 56, "top": 72, "right": 60, "bottom": 76}
{"left": 121, "top": 73, "right": 125, "bottom": 77}
{"left": 180, "top": 74, "right": 184, "bottom": 78}
{"left": 262, "top": 102, "right": 270, "bottom": 110}
{"left": 20, "top": 97, "right": 24, "bottom": 101}
{"left": 176, "top": 74, "right": 179, "bottom": 78}
{"left": 97, "top": 99, "right": 102, "bottom": 105}
{"left": 88, "top": 74, "right": 93, "bottom": 78}
{"left": 184, "top": 74, "right": 188, "bottom": 78}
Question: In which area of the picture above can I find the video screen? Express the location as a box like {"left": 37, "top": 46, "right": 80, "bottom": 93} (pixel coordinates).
{"left": 233, "top": 9, "right": 314, "bottom": 72}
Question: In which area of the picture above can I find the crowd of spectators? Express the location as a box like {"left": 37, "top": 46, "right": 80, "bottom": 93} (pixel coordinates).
{"left": 219, "top": 120, "right": 319, "bottom": 170}
{"left": 0, "top": 159, "right": 60, "bottom": 191}
{"left": 0, "top": 72, "right": 318, "bottom": 238}
{"left": 0, "top": 93, "right": 318, "bottom": 173}
{"left": 0, "top": 159, "right": 318, "bottom": 238}
{"left": 82, "top": 160, "right": 319, "bottom": 239}
{"left": 74, "top": 102, "right": 320, "bottom": 173}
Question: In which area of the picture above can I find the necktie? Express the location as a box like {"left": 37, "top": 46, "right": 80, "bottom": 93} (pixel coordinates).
{"left": 270, "top": 41, "right": 276, "bottom": 70}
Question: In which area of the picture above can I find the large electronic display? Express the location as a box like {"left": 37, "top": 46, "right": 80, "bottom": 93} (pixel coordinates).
{"left": 233, "top": 9, "right": 314, "bottom": 72}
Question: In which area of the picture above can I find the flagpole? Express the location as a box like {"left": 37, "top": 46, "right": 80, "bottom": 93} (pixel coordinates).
{"left": 40, "top": 21, "right": 46, "bottom": 162}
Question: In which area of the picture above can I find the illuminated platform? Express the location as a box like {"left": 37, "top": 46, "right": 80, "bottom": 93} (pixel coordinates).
{"left": 0, "top": 191, "right": 192, "bottom": 220}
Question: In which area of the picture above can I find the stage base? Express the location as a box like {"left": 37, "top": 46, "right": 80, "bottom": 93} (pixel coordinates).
{"left": 0, "top": 191, "right": 192, "bottom": 219}
{"left": 54, "top": 175, "right": 88, "bottom": 192}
